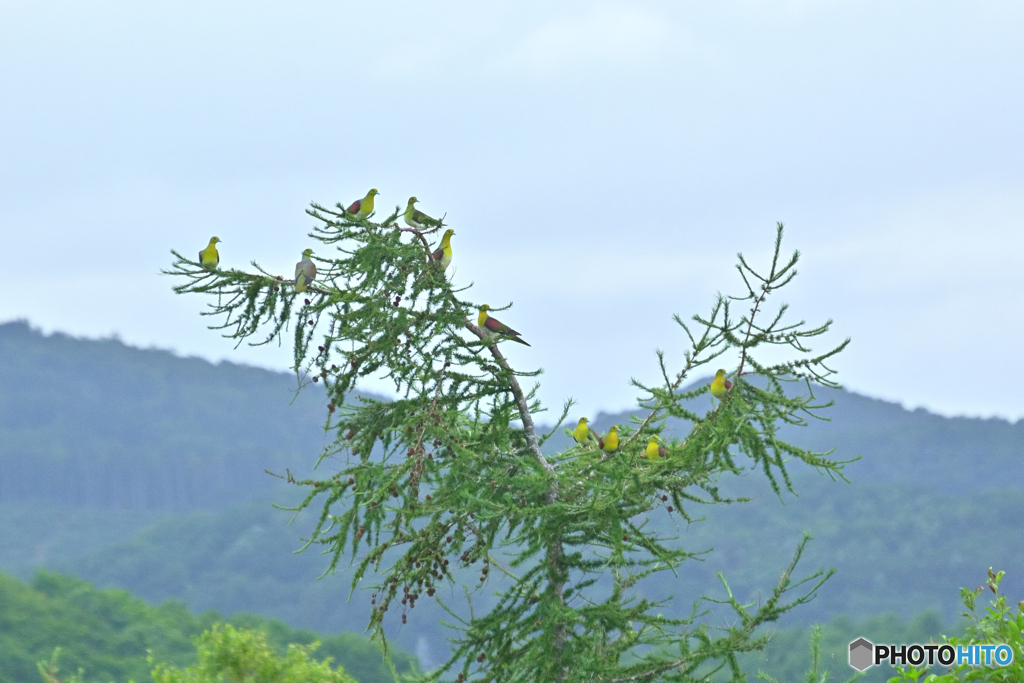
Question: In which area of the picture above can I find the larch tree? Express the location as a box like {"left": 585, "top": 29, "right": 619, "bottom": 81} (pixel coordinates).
{"left": 167, "top": 200, "right": 851, "bottom": 682}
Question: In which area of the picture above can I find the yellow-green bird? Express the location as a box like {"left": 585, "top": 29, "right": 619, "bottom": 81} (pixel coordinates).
{"left": 602, "top": 425, "right": 620, "bottom": 454}
{"left": 294, "top": 248, "right": 316, "bottom": 293}
{"left": 645, "top": 437, "right": 667, "bottom": 461}
{"left": 477, "top": 305, "right": 530, "bottom": 346}
{"left": 430, "top": 228, "right": 455, "bottom": 270}
{"left": 572, "top": 417, "right": 603, "bottom": 449}
{"left": 346, "top": 189, "right": 379, "bottom": 219}
{"left": 404, "top": 197, "right": 444, "bottom": 230}
{"left": 199, "top": 236, "right": 221, "bottom": 270}
{"left": 710, "top": 369, "right": 734, "bottom": 400}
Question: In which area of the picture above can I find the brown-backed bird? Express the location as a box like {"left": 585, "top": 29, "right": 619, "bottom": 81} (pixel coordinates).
{"left": 477, "top": 304, "right": 530, "bottom": 346}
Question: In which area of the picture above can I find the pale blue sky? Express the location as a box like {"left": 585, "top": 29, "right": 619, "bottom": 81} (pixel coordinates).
{"left": 2, "top": 1, "right": 1022, "bottom": 420}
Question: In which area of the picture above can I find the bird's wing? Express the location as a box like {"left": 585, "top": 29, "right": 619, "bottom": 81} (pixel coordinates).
{"left": 295, "top": 260, "right": 316, "bottom": 281}
{"left": 431, "top": 245, "right": 444, "bottom": 261}
{"left": 413, "top": 208, "right": 439, "bottom": 227}
{"left": 484, "top": 316, "right": 519, "bottom": 336}
{"left": 346, "top": 199, "right": 361, "bottom": 213}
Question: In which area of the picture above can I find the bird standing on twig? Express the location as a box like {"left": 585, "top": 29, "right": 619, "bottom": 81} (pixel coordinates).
{"left": 199, "top": 237, "right": 221, "bottom": 270}
{"left": 710, "top": 369, "right": 734, "bottom": 400}
{"left": 645, "top": 437, "right": 667, "bottom": 461}
{"left": 477, "top": 305, "right": 530, "bottom": 346}
{"left": 346, "top": 189, "right": 379, "bottom": 220}
{"left": 430, "top": 229, "right": 455, "bottom": 271}
{"left": 404, "top": 196, "right": 444, "bottom": 230}
{"left": 294, "top": 249, "right": 316, "bottom": 293}
{"left": 573, "top": 417, "right": 603, "bottom": 449}
{"left": 602, "top": 426, "right": 620, "bottom": 454}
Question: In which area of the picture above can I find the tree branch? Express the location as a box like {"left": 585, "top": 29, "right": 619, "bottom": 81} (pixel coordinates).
{"left": 463, "top": 322, "right": 548, "bottom": 474}
{"left": 465, "top": 319, "right": 567, "bottom": 656}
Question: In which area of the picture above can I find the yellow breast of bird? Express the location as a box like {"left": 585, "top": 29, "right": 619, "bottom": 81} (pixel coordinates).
{"left": 573, "top": 423, "right": 589, "bottom": 442}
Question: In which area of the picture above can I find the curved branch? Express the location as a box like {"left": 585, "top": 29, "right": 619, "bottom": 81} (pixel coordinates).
{"left": 464, "top": 322, "right": 549, "bottom": 474}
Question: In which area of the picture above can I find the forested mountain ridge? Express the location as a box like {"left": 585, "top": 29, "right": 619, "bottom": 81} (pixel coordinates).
{"left": 0, "top": 320, "right": 337, "bottom": 510}
{"left": 3, "top": 318, "right": 1021, "bottom": 512}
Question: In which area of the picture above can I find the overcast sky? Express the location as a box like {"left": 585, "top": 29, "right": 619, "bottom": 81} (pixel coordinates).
{"left": 2, "top": 1, "right": 1022, "bottom": 421}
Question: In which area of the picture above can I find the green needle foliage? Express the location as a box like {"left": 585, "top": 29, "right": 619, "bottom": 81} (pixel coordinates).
{"left": 167, "top": 204, "right": 852, "bottom": 682}
{"left": 755, "top": 624, "right": 864, "bottom": 683}
{"left": 889, "top": 568, "right": 1024, "bottom": 682}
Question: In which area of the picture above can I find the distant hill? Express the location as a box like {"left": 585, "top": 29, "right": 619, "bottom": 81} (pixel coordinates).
{"left": 3, "top": 318, "right": 1020, "bottom": 513}
{"left": 0, "top": 320, "right": 350, "bottom": 510}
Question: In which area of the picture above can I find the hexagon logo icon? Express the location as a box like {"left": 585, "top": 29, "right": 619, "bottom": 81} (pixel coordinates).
{"left": 849, "top": 638, "right": 874, "bottom": 671}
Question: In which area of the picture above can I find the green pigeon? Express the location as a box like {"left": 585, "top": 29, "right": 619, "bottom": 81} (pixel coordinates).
{"left": 294, "top": 248, "right": 316, "bottom": 293}
{"left": 346, "top": 189, "right": 379, "bottom": 219}
{"left": 199, "top": 236, "right": 221, "bottom": 270}
{"left": 403, "top": 196, "right": 444, "bottom": 230}
{"left": 477, "top": 304, "right": 530, "bottom": 346}
{"left": 572, "top": 417, "right": 603, "bottom": 449}
{"left": 430, "top": 228, "right": 455, "bottom": 270}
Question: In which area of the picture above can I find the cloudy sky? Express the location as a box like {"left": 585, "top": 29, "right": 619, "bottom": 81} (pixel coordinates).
{"left": 2, "top": 0, "right": 1022, "bottom": 421}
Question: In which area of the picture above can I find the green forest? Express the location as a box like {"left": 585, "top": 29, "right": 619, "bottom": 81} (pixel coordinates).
{"left": 0, "top": 566, "right": 970, "bottom": 683}
{"left": 0, "top": 569, "right": 416, "bottom": 683}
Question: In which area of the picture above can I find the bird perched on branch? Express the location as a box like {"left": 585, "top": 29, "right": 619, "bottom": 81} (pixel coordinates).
{"left": 404, "top": 197, "right": 444, "bottom": 230}
{"left": 199, "top": 237, "right": 221, "bottom": 271}
{"left": 572, "top": 417, "right": 603, "bottom": 449}
{"left": 477, "top": 305, "right": 530, "bottom": 346}
{"left": 602, "top": 425, "right": 620, "bottom": 454}
{"left": 346, "top": 189, "right": 379, "bottom": 219}
{"left": 710, "top": 369, "right": 734, "bottom": 400}
{"left": 430, "top": 229, "right": 455, "bottom": 270}
{"left": 294, "top": 248, "right": 316, "bottom": 293}
{"left": 645, "top": 437, "right": 667, "bottom": 461}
